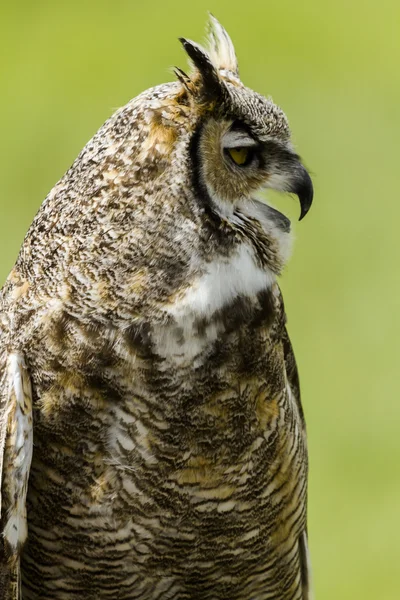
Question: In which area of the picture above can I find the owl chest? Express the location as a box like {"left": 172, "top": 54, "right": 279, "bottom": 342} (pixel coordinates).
{"left": 25, "top": 263, "right": 302, "bottom": 597}
{"left": 91, "top": 360, "right": 304, "bottom": 597}
{"left": 106, "top": 320, "right": 288, "bottom": 510}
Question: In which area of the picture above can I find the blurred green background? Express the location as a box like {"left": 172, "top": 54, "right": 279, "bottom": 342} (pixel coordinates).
{"left": 1, "top": 1, "right": 399, "bottom": 597}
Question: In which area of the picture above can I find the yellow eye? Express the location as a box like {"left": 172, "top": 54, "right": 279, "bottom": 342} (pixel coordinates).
{"left": 227, "top": 147, "right": 250, "bottom": 166}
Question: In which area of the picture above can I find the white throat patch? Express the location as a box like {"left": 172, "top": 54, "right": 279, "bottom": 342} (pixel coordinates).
{"left": 169, "top": 243, "right": 274, "bottom": 321}
{"left": 154, "top": 243, "right": 274, "bottom": 364}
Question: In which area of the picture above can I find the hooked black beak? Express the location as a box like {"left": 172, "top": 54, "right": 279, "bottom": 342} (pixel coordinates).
{"left": 264, "top": 143, "right": 314, "bottom": 221}
{"left": 291, "top": 164, "right": 314, "bottom": 221}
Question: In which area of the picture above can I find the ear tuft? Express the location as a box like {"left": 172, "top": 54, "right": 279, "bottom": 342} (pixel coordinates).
{"left": 179, "top": 37, "right": 223, "bottom": 101}
{"left": 207, "top": 14, "right": 239, "bottom": 76}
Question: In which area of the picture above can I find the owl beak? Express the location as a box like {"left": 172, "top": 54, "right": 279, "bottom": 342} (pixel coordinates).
{"left": 265, "top": 147, "right": 314, "bottom": 221}
{"left": 290, "top": 164, "right": 314, "bottom": 221}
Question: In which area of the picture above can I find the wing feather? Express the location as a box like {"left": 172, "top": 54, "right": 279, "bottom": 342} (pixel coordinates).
{"left": 299, "top": 531, "right": 314, "bottom": 600}
{"left": 0, "top": 328, "right": 33, "bottom": 600}
{"left": 282, "top": 326, "right": 313, "bottom": 599}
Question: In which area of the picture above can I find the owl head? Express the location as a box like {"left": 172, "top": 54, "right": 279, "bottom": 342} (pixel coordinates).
{"left": 174, "top": 15, "right": 313, "bottom": 222}
{"left": 16, "top": 16, "right": 314, "bottom": 324}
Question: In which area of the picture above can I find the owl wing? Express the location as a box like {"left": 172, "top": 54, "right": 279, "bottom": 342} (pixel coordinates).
{"left": 0, "top": 327, "right": 33, "bottom": 600}
{"left": 282, "top": 326, "right": 313, "bottom": 600}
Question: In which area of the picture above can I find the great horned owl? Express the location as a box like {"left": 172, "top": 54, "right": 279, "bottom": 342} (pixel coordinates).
{"left": 0, "top": 15, "right": 313, "bottom": 600}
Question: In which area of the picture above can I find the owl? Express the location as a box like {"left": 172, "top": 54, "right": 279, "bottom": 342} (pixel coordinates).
{"left": 0, "top": 15, "right": 313, "bottom": 600}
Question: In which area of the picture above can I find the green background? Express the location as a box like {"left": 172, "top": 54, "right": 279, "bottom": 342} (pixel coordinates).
{"left": 1, "top": 1, "right": 399, "bottom": 597}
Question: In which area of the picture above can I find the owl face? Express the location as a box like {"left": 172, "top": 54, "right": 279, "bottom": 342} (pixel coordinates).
{"left": 178, "top": 17, "right": 313, "bottom": 221}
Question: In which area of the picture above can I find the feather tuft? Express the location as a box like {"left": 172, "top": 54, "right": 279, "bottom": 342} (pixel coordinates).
{"left": 179, "top": 37, "right": 223, "bottom": 101}
{"left": 207, "top": 14, "right": 239, "bottom": 76}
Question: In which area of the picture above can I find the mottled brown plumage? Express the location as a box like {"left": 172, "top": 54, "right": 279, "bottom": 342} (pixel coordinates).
{"left": 0, "top": 16, "right": 313, "bottom": 599}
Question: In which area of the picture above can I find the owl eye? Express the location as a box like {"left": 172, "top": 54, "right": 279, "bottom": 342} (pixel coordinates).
{"left": 226, "top": 147, "right": 253, "bottom": 166}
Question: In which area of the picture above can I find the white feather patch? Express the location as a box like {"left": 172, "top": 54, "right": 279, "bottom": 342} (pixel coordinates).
{"left": 4, "top": 352, "right": 33, "bottom": 552}
{"left": 154, "top": 243, "right": 274, "bottom": 363}
{"left": 170, "top": 244, "right": 273, "bottom": 320}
